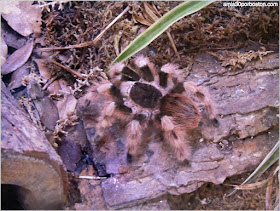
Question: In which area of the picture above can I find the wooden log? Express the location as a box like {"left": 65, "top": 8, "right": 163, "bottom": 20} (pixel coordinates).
{"left": 76, "top": 53, "right": 279, "bottom": 209}
{"left": 1, "top": 81, "right": 67, "bottom": 210}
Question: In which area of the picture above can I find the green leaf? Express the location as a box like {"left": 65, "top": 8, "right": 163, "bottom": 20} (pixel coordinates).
{"left": 112, "top": 1, "right": 215, "bottom": 65}
{"left": 242, "top": 141, "right": 279, "bottom": 183}
{"left": 227, "top": 141, "right": 279, "bottom": 196}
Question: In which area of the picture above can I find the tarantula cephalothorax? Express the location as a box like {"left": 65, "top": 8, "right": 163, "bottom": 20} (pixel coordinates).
{"left": 92, "top": 55, "right": 217, "bottom": 161}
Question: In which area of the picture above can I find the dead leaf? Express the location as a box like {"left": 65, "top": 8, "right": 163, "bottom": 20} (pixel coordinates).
{"left": 35, "top": 96, "right": 59, "bottom": 131}
{"left": 114, "top": 34, "right": 122, "bottom": 56}
{"left": 1, "top": 21, "right": 27, "bottom": 49}
{"left": 56, "top": 94, "right": 77, "bottom": 120}
{"left": 56, "top": 79, "right": 77, "bottom": 119}
{"left": 1, "top": 1, "right": 42, "bottom": 37}
{"left": 1, "top": 37, "right": 8, "bottom": 65}
{"left": 133, "top": 12, "right": 152, "bottom": 26}
{"left": 57, "top": 137, "right": 82, "bottom": 171}
{"left": 8, "top": 61, "right": 30, "bottom": 90}
{"left": 46, "top": 79, "right": 61, "bottom": 95}
{"left": 1, "top": 40, "right": 33, "bottom": 75}
{"left": 59, "top": 78, "right": 72, "bottom": 94}
{"left": 29, "top": 82, "right": 59, "bottom": 130}
{"left": 34, "top": 59, "right": 62, "bottom": 94}
{"left": 33, "top": 59, "right": 52, "bottom": 80}
{"left": 144, "top": 2, "right": 159, "bottom": 22}
{"left": 234, "top": 166, "right": 279, "bottom": 191}
{"left": 233, "top": 178, "right": 271, "bottom": 190}
{"left": 64, "top": 121, "right": 88, "bottom": 149}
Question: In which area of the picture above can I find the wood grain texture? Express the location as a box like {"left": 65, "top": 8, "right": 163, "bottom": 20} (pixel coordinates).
{"left": 1, "top": 81, "right": 67, "bottom": 209}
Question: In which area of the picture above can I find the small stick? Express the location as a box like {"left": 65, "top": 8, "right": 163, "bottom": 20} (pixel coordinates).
{"left": 42, "top": 74, "right": 59, "bottom": 90}
{"left": 166, "top": 30, "right": 180, "bottom": 60}
{"left": 50, "top": 60, "right": 83, "bottom": 78}
{"left": 79, "top": 176, "right": 108, "bottom": 180}
{"left": 36, "top": 6, "right": 130, "bottom": 52}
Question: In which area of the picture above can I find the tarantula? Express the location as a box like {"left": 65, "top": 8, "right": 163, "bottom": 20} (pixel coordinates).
{"left": 87, "top": 55, "right": 217, "bottom": 161}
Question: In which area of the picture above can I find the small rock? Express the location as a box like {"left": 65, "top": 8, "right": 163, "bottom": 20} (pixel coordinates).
{"left": 222, "top": 139, "right": 228, "bottom": 145}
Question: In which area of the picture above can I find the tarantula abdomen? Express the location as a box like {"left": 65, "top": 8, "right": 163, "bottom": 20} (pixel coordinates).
{"left": 160, "top": 93, "right": 201, "bottom": 130}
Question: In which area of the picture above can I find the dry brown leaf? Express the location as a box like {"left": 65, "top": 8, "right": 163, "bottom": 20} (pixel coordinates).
{"left": 144, "top": 2, "right": 159, "bottom": 22}
{"left": 8, "top": 61, "right": 30, "bottom": 90}
{"left": 114, "top": 34, "right": 122, "bottom": 56}
{"left": 57, "top": 137, "right": 82, "bottom": 171}
{"left": 133, "top": 3, "right": 160, "bottom": 26}
{"left": 56, "top": 94, "right": 77, "bottom": 120}
{"left": 233, "top": 178, "right": 271, "bottom": 190}
{"left": 1, "top": 21, "right": 27, "bottom": 49}
{"left": 42, "top": 76, "right": 61, "bottom": 94}
{"left": 46, "top": 80, "right": 61, "bottom": 95}
{"left": 36, "top": 96, "right": 59, "bottom": 131}
{"left": 1, "top": 40, "right": 33, "bottom": 75}
{"left": 29, "top": 82, "right": 59, "bottom": 131}
{"left": 33, "top": 59, "right": 61, "bottom": 94}
{"left": 142, "top": 9, "right": 155, "bottom": 24}
{"left": 33, "top": 59, "right": 52, "bottom": 80}
{"left": 58, "top": 79, "right": 72, "bottom": 94}
{"left": 1, "top": 37, "right": 8, "bottom": 65}
{"left": 133, "top": 13, "right": 152, "bottom": 26}
{"left": 56, "top": 79, "right": 77, "bottom": 120}
{"left": 1, "top": 1, "right": 41, "bottom": 37}
{"left": 234, "top": 167, "right": 279, "bottom": 191}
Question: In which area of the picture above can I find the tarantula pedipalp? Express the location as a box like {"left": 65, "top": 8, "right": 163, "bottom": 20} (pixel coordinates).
{"left": 92, "top": 55, "right": 217, "bottom": 161}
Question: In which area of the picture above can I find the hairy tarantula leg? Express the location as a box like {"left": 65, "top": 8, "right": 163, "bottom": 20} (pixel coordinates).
{"left": 161, "top": 115, "right": 192, "bottom": 161}
{"left": 159, "top": 71, "right": 168, "bottom": 88}
{"left": 109, "top": 63, "right": 140, "bottom": 81}
{"left": 159, "top": 63, "right": 177, "bottom": 91}
{"left": 96, "top": 102, "right": 116, "bottom": 135}
{"left": 97, "top": 82, "right": 112, "bottom": 93}
{"left": 108, "top": 63, "right": 124, "bottom": 80}
{"left": 184, "top": 81, "right": 217, "bottom": 120}
{"left": 160, "top": 63, "right": 186, "bottom": 93}
{"left": 126, "top": 119, "right": 144, "bottom": 161}
{"left": 134, "top": 55, "right": 155, "bottom": 82}
{"left": 161, "top": 63, "right": 184, "bottom": 80}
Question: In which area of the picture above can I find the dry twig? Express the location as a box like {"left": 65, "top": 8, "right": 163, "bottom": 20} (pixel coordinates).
{"left": 49, "top": 60, "right": 83, "bottom": 78}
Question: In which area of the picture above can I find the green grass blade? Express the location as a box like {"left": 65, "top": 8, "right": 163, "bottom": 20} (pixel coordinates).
{"left": 228, "top": 141, "right": 279, "bottom": 196}
{"left": 112, "top": 1, "right": 214, "bottom": 64}
{"left": 241, "top": 141, "right": 279, "bottom": 184}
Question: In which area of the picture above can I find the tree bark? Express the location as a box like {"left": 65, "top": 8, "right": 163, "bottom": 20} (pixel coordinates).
{"left": 1, "top": 81, "right": 67, "bottom": 210}
{"left": 76, "top": 52, "right": 279, "bottom": 209}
